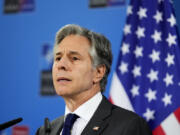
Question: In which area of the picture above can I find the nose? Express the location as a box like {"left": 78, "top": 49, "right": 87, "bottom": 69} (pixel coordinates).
{"left": 56, "top": 56, "right": 70, "bottom": 71}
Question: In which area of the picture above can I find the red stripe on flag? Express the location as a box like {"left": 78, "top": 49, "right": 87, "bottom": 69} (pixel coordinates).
{"left": 109, "top": 96, "right": 114, "bottom": 104}
{"left": 174, "top": 107, "right": 180, "bottom": 124}
{"left": 153, "top": 125, "right": 165, "bottom": 135}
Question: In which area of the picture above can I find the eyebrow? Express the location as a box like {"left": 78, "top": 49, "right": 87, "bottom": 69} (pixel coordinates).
{"left": 55, "top": 52, "right": 61, "bottom": 56}
{"left": 55, "top": 51, "right": 82, "bottom": 57}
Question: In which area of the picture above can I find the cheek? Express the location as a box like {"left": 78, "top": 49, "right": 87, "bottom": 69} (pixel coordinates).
{"left": 52, "top": 64, "right": 57, "bottom": 81}
{"left": 76, "top": 66, "right": 94, "bottom": 82}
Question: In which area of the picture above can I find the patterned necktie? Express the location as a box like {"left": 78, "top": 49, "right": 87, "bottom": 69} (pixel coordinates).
{"left": 62, "top": 113, "right": 79, "bottom": 135}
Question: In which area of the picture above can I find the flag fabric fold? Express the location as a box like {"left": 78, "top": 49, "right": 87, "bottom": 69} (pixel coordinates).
{"left": 109, "top": 0, "right": 180, "bottom": 134}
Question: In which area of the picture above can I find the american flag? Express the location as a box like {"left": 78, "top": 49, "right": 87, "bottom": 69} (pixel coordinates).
{"left": 109, "top": 0, "right": 180, "bottom": 134}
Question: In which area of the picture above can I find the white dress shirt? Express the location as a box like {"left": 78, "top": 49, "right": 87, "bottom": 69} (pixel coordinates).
{"left": 60, "top": 92, "right": 103, "bottom": 135}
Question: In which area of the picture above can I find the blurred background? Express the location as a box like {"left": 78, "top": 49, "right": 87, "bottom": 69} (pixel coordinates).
{"left": 0, "top": 0, "right": 180, "bottom": 134}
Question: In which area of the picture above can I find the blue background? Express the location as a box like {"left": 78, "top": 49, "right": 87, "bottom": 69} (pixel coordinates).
{"left": 0, "top": 0, "right": 180, "bottom": 134}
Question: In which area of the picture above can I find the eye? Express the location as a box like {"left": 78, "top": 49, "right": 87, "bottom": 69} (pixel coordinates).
{"left": 72, "top": 56, "right": 79, "bottom": 61}
{"left": 55, "top": 57, "right": 61, "bottom": 61}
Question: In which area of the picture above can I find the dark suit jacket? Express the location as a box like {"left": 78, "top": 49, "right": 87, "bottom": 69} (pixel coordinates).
{"left": 36, "top": 96, "right": 152, "bottom": 135}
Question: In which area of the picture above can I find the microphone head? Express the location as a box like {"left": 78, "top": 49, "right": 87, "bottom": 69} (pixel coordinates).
{"left": 0, "top": 117, "right": 23, "bottom": 131}
{"left": 14, "top": 118, "right": 23, "bottom": 123}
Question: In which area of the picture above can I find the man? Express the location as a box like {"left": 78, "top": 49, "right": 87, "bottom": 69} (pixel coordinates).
{"left": 36, "top": 24, "right": 152, "bottom": 135}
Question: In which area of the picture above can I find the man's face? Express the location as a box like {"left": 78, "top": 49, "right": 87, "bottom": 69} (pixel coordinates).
{"left": 52, "top": 35, "right": 97, "bottom": 98}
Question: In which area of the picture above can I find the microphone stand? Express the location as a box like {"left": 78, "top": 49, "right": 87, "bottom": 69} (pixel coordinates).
{"left": 44, "top": 118, "right": 51, "bottom": 135}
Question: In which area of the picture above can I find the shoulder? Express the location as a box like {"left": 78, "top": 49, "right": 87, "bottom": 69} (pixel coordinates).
{"left": 101, "top": 96, "right": 141, "bottom": 120}
{"left": 100, "top": 98, "right": 152, "bottom": 134}
{"left": 102, "top": 96, "right": 149, "bottom": 127}
{"left": 107, "top": 102, "right": 152, "bottom": 134}
{"left": 111, "top": 104, "right": 140, "bottom": 120}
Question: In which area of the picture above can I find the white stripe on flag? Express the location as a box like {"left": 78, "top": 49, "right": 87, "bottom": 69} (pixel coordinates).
{"left": 110, "top": 73, "right": 134, "bottom": 111}
{"left": 161, "top": 112, "right": 180, "bottom": 135}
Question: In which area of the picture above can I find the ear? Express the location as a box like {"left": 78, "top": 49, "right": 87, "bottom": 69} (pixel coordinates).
{"left": 93, "top": 65, "right": 106, "bottom": 84}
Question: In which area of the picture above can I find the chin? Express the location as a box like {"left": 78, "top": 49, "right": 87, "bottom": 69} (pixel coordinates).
{"left": 56, "top": 91, "right": 68, "bottom": 97}
{"left": 55, "top": 87, "right": 64, "bottom": 95}
{"left": 55, "top": 88, "right": 70, "bottom": 97}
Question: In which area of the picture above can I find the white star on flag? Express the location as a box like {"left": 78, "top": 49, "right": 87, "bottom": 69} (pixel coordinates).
{"left": 153, "top": 10, "right": 163, "bottom": 24}
{"left": 137, "top": 7, "right": 147, "bottom": 19}
{"left": 143, "top": 108, "right": 155, "bottom": 121}
{"left": 147, "top": 69, "right": 159, "bottom": 83}
{"left": 123, "top": 24, "right": 131, "bottom": 35}
{"left": 149, "top": 49, "right": 160, "bottom": 63}
{"left": 163, "top": 73, "right": 174, "bottom": 87}
{"left": 158, "top": 0, "right": 164, "bottom": 3}
{"left": 119, "top": 61, "right": 128, "bottom": 74}
{"left": 127, "top": 5, "right": 133, "bottom": 15}
{"left": 167, "top": 14, "right": 176, "bottom": 27}
{"left": 121, "top": 42, "right": 130, "bottom": 55}
{"left": 130, "top": 84, "right": 140, "bottom": 97}
{"left": 136, "top": 26, "right": 145, "bottom": 39}
{"left": 134, "top": 46, "right": 143, "bottom": 58}
{"left": 166, "top": 33, "right": 177, "bottom": 47}
{"left": 132, "top": 65, "right": 141, "bottom": 78}
{"left": 145, "top": 88, "right": 157, "bottom": 102}
{"left": 151, "top": 30, "right": 162, "bottom": 43}
{"left": 165, "top": 53, "right": 175, "bottom": 67}
{"left": 162, "top": 92, "right": 172, "bottom": 107}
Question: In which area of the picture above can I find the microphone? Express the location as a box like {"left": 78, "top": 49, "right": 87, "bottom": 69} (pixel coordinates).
{"left": 44, "top": 117, "right": 51, "bottom": 135}
{"left": 0, "top": 117, "right": 23, "bottom": 131}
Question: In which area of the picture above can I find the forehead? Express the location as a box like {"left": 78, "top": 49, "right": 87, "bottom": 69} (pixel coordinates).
{"left": 55, "top": 35, "right": 91, "bottom": 54}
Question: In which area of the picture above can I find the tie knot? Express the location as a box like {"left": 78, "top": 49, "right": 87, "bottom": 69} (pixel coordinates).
{"left": 62, "top": 113, "right": 79, "bottom": 135}
{"left": 65, "top": 113, "right": 79, "bottom": 127}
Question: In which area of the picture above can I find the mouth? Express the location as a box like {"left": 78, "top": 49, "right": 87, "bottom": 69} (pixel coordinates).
{"left": 57, "top": 77, "right": 72, "bottom": 82}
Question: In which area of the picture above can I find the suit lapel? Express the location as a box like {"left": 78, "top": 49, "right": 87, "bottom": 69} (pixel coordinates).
{"left": 81, "top": 96, "right": 112, "bottom": 135}
{"left": 50, "top": 116, "right": 64, "bottom": 135}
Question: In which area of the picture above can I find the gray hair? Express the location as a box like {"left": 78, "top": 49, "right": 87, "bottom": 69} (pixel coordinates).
{"left": 54, "top": 24, "right": 112, "bottom": 92}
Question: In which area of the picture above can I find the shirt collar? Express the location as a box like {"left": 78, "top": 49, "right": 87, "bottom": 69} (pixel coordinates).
{"left": 64, "top": 92, "right": 102, "bottom": 121}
